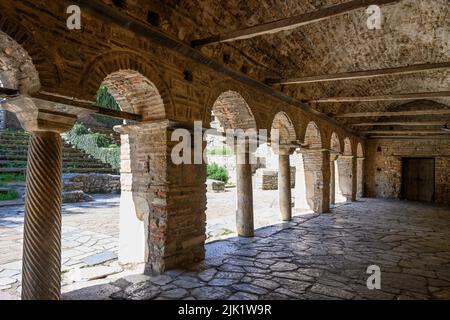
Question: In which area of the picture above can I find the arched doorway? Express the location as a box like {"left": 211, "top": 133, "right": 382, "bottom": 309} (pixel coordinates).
{"left": 100, "top": 70, "right": 166, "bottom": 265}
{"left": 330, "top": 132, "right": 346, "bottom": 206}
{"left": 302, "top": 121, "right": 328, "bottom": 213}
{"left": 208, "top": 90, "right": 257, "bottom": 237}
{"left": 337, "top": 138, "right": 355, "bottom": 202}
{"left": 270, "top": 112, "right": 297, "bottom": 221}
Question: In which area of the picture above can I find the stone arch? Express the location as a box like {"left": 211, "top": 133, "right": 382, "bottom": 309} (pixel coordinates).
{"left": 270, "top": 111, "right": 297, "bottom": 145}
{"left": 357, "top": 142, "right": 364, "bottom": 158}
{"left": 0, "top": 13, "right": 59, "bottom": 90}
{"left": 304, "top": 121, "right": 322, "bottom": 149}
{"left": 330, "top": 132, "right": 342, "bottom": 153}
{"left": 0, "top": 30, "right": 40, "bottom": 94}
{"left": 343, "top": 137, "right": 352, "bottom": 156}
{"left": 80, "top": 51, "right": 174, "bottom": 119}
{"left": 205, "top": 80, "right": 260, "bottom": 130}
{"left": 102, "top": 70, "right": 165, "bottom": 120}
{"left": 211, "top": 90, "right": 257, "bottom": 130}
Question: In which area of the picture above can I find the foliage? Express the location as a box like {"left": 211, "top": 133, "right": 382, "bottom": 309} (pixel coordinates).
{"left": 0, "top": 173, "right": 26, "bottom": 183}
{"left": 65, "top": 124, "right": 120, "bottom": 170}
{"left": 207, "top": 163, "right": 229, "bottom": 184}
{"left": 0, "top": 190, "right": 18, "bottom": 201}
{"left": 96, "top": 86, "right": 120, "bottom": 111}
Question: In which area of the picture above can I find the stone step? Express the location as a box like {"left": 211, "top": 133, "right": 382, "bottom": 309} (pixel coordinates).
{"left": 0, "top": 167, "right": 117, "bottom": 174}
{"left": 0, "top": 160, "right": 110, "bottom": 169}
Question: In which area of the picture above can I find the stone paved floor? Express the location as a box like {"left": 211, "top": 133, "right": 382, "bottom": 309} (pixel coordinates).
{"left": 63, "top": 199, "right": 450, "bottom": 300}
{"left": 0, "top": 188, "right": 303, "bottom": 299}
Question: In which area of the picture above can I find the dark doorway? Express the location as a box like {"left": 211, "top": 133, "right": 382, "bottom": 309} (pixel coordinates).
{"left": 401, "top": 158, "right": 435, "bottom": 202}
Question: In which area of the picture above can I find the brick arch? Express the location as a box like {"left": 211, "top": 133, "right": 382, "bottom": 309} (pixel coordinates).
{"left": 80, "top": 51, "right": 174, "bottom": 118}
{"left": 102, "top": 70, "right": 165, "bottom": 120}
{"left": 205, "top": 81, "right": 259, "bottom": 130}
{"left": 0, "top": 31, "right": 40, "bottom": 94}
{"left": 304, "top": 121, "right": 322, "bottom": 149}
{"left": 210, "top": 90, "right": 257, "bottom": 130}
{"left": 330, "top": 132, "right": 342, "bottom": 153}
{"left": 0, "top": 12, "right": 61, "bottom": 91}
{"left": 357, "top": 142, "right": 365, "bottom": 158}
{"left": 343, "top": 137, "right": 352, "bottom": 156}
{"left": 270, "top": 111, "right": 297, "bottom": 144}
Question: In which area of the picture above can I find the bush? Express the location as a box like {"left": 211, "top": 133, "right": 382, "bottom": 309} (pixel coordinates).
{"left": 65, "top": 124, "right": 121, "bottom": 170}
{"left": 207, "top": 163, "right": 229, "bottom": 184}
{"left": 0, "top": 190, "right": 18, "bottom": 201}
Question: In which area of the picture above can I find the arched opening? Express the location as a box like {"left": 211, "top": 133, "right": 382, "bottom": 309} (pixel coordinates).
{"left": 330, "top": 132, "right": 346, "bottom": 207}
{"left": 337, "top": 137, "right": 355, "bottom": 202}
{"left": 206, "top": 90, "right": 257, "bottom": 239}
{"left": 301, "top": 121, "right": 326, "bottom": 213}
{"left": 356, "top": 143, "right": 365, "bottom": 199}
{"left": 97, "top": 70, "right": 166, "bottom": 266}
{"left": 0, "top": 30, "right": 40, "bottom": 130}
{"left": 269, "top": 112, "right": 297, "bottom": 221}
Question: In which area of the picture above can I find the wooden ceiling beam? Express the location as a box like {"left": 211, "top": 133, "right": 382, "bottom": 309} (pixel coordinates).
{"left": 267, "top": 62, "right": 450, "bottom": 85}
{"left": 337, "top": 109, "right": 450, "bottom": 118}
{"left": 363, "top": 130, "right": 447, "bottom": 135}
{"left": 308, "top": 91, "right": 450, "bottom": 103}
{"left": 191, "top": 0, "right": 400, "bottom": 47}
{"left": 351, "top": 121, "right": 448, "bottom": 126}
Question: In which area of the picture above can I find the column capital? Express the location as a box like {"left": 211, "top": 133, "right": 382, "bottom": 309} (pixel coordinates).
{"left": 2, "top": 95, "right": 89, "bottom": 133}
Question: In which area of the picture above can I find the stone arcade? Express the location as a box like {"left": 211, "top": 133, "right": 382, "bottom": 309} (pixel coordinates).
{"left": 0, "top": 0, "right": 449, "bottom": 300}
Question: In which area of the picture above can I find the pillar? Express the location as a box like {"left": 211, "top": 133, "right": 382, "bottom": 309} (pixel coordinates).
{"left": 330, "top": 159, "right": 336, "bottom": 205}
{"left": 235, "top": 139, "right": 254, "bottom": 237}
{"left": 302, "top": 149, "right": 330, "bottom": 213}
{"left": 338, "top": 155, "right": 357, "bottom": 202}
{"left": 357, "top": 157, "right": 365, "bottom": 198}
{"left": 21, "top": 131, "right": 63, "bottom": 300}
{"left": 115, "top": 124, "right": 149, "bottom": 265}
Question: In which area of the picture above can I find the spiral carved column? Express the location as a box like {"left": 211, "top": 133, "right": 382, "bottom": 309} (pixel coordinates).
{"left": 21, "top": 131, "right": 63, "bottom": 300}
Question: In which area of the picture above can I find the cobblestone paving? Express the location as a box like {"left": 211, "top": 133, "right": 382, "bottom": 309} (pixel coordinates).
{"left": 63, "top": 199, "right": 450, "bottom": 300}
{"left": 0, "top": 188, "right": 299, "bottom": 299}
{"left": 0, "top": 195, "right": 120, "bottom": 297}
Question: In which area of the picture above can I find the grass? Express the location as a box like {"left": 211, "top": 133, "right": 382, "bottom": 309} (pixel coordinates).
{"left": 0, "top": 190, "right": 18, "bottom": 201}
{"left": 0, "top": 173, "right": 26, "bottom": 183}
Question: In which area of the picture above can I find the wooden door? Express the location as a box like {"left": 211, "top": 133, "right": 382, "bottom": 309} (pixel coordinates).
{"left": 402, "top": 158, "right": 435, "bottom": 202}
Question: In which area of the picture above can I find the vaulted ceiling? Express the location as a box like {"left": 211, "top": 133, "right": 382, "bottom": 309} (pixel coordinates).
{"left": 147, "top": 0, "right": 449, "bottom": 137}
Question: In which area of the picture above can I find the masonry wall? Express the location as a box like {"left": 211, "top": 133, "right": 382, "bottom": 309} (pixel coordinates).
{"left": 365, "top": 139, "right": 450, "bottom": 205}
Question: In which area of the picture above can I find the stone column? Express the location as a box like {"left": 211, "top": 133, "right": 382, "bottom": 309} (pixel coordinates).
{"left": 337, "top": 155, "right": 357, "bottom": 202}
{"left": 302, "top": 148, "right": 330, "bottom": 213}
{"left": 21, "top": 131, "right": 63, "bottom": 300}
{"left": 3, "top": 95, "right": 83, "bottom": 300}
{"left": 279, "top": 152, "right": 291, "bottom": 221}
{"left": 330, "top": 159, "right": 336, "bottom": 205}
{"left": 235, "top": 139, "right": 254, "bottom": 237}
{"left": 278, "top": 146, "right": 295, "bottom": 221}
{"left": 357, "top": 157, "right": 365, "bottom": 198}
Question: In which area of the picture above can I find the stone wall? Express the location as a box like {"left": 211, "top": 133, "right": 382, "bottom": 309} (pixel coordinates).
{"left": 63, "top": 173, "right": 120, "bottom": 194}
{"left": 365, "top": 139, "right": 450, "bottom": 205}
{"left": 255, "top": 167, "right": 296, "bottom": 190}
